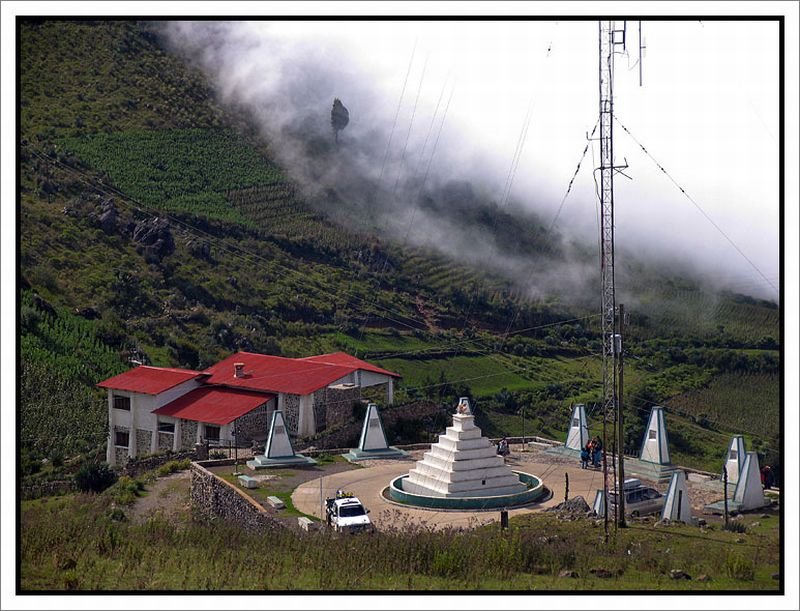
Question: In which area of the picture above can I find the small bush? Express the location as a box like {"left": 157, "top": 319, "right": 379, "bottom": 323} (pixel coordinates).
{"left": 156, "top": 459, "right": 191, "bottom": 477}
{"left": 724, "top": 553, "right": 755, "bottom": 581}
{"left": 209, "top": 450, "right": 226, "bottom": 460}
{"left": 110, "top": 475, "right": 146, "bottom": 505}
{"left": 723, "top": 521, "right": 748, "bottom": 534}
{"left": 74, "top": 462, "right": 117, "bottom": 493}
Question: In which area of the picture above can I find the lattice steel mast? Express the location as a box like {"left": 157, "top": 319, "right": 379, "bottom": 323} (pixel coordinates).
{"left": 598, "top": 20, "right": 627, "bottom": 540}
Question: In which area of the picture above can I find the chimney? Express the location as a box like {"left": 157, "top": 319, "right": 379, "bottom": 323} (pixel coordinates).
{"left": 234, "top": 362, "right": 245, "bottom": 378}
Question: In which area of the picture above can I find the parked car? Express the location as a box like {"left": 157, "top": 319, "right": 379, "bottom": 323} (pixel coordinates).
{"left": 325, "top": 490, "right": 374, "bottom": 534}
{"left": 607, "top": 479, "right": 664, "bottom": 517}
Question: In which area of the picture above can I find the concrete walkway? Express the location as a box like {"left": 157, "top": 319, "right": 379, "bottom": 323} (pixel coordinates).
{"left": 292, "top": 446, "right": 609, "bottom": 531}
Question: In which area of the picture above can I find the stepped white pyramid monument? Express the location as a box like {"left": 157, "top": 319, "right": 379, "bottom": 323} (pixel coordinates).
{"left": 733, "top": 451, "right": 768, "bottom": 511}
{"left": 565, "top": 403, "right": 589, "bottom": 451}
{"left": 661, "top": 471, "right": 693, "bottom": 523}
{"left": 343, "top": 403, "right": 409, "bottom": 462}
{"left": 640, "top": 406, "right": 670, "bottom": 464}
{"left": 247, "top": 410, "right": 316, "bottom": 469}
{"left": 724, "top": 435, "right": 746, "bottom": 485}
{"left": 402, "top": 397, "right": 527, "bottom": 498}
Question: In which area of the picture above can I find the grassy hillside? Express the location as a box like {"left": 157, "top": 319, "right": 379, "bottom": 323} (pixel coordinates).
{"left": 17, "top": 19, "right": 780, "bottom": 482}
{"left": 21, "top": 488, "right": 780, "bottom": 591}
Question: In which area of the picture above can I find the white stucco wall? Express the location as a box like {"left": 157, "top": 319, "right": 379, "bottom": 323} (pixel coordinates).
{"left": 360, "top": 370, "right": 393, "bottom": 387}
{"left": 106, "top": 377, "right": 203, "bottom": 463}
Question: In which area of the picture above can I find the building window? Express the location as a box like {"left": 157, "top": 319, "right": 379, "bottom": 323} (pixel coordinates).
{"left": 113, "top": 395, "right": 131, "bottom": 411}
{"left": 158, "top": 422, "right": 175, "bottom": 434}
{"left": 115, "top": 431, "right": 129, "bottom": 447}
{"left": 205, "top": 425, "right": 220, "bottom": 441}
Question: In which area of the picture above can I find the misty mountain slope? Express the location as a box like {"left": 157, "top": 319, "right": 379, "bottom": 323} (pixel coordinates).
{"left": 18, "top": 20, "right": 780, "bottom": 477}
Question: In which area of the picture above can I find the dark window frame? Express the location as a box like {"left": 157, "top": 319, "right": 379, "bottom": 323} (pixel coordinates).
{"left": 158, "top": 421, "right": 175, "bottom": 434}
{"left": 205, "top": 425, "right": 220, "bottom": 441}
{"left": 113, "top": 395, "right": 131, "bottom": 411}
{"left": 114, "top": 431, "right": 130, "bottom": 447}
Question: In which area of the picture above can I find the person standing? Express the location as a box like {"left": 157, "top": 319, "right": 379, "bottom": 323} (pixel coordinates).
{"left": 592, "top": 436, "right": 603, "bottom": 468}
{"left": 580, "top": 444, "right": 590, "bottom": 469}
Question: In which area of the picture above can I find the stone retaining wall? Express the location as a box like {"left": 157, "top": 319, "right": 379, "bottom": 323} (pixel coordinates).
{"left": 121, "top": 449, "right": 195, "bottom": 478}
{"left": 190, "top": 462, "right": 280, "bottom": 533}
{"left": 21, "top": 480, "right": 77, "bottom": 500}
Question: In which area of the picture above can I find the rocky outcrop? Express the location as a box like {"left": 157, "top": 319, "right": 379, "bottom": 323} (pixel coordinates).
{"left": 132, "top": 217, "right": 174, "bottom": 262}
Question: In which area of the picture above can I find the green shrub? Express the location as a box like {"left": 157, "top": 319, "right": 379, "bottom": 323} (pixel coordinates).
{"left": 156, "top": 459, "right": 191, "bottom": 477}
{"left": 74, "top": 462, "right": 117, "bottom": 493}
{"left": 723, "top": 521, "right": 748, "bottom": 534}
{"left": 109, "top": 475, "right": 146, "bottom": 505}
{"left": 724, "top": 553, "right": 755, "bottom": 581}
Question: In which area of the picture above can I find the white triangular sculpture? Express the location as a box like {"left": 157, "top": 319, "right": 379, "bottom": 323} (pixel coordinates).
{"left": 359, "top": 403, "right": 389, "bottom": 451}
{"left": 724, "top": 435, "right": 746, "bottom": 486}
{"left": 661, "top": 471, "right": 692, "bottom": 523}
{"left": 265, "top": 410, "right": 294, "bottom": 459}
{"left": 639, "top": 406, "right": 670, "bottom": 465}
{"left": 733, "top": 451, "right": 766, "bottom": 510}
{"left": 565, "top": 403, "right": 589, "bottom": 451}
{"left": 592, "top": 489, "right": 606, "bottom": 517}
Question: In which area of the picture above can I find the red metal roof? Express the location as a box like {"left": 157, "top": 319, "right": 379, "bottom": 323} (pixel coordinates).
{"left": 97, "top": 366, "right": 204, "bottom": 395}
{"left": 202, "top": 351, "right": 399, "bottom": 395}
{"left": 153, "top": 387, "right": 274, "bottom": 425}
{"left": 299, "top": 352, "right": 401, "bottom": 378}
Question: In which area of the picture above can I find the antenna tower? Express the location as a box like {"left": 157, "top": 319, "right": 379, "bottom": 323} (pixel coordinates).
{"left": 597, "top": 20, "right": 629, "bottom": 541}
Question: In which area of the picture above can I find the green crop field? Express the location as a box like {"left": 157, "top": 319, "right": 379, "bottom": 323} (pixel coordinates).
{"left": 666, "top": 372, "right": 780, "bottom": 441}
{"left": 382, "top": 354, "right": 536, "bottom": 397}
{"left": 60, "top": 129, "right": 284, "bottom": 225}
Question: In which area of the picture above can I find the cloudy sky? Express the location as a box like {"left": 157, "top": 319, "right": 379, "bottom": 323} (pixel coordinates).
{"left": 165, "top": 17, "right": 781, "bottom": 300}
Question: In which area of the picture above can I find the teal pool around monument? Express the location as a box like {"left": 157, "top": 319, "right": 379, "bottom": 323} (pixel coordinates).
{"left": 388, "top": 471, "right": 546, "bottom": 510}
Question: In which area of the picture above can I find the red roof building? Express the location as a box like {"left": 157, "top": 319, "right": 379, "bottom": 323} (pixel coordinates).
{"left": 153, "top": 387, "right": 275, "bottom": 426}
{"left": 97, "top": 366, "right": 205, "bottom": 395}
{"left": 99, "top": 351, "right": 399, "bottom": 467}
{"left": 202, "top": 351, "right": 399, "bottom": 396}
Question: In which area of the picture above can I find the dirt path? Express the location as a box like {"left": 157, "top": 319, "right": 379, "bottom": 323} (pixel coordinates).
{"left": 127, "top": 470, "right": 192, "bottom": 525}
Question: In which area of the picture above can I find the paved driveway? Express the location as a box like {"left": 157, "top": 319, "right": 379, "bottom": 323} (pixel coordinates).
{"left": 292, "top": 446, "right": 609, "bottom": 531}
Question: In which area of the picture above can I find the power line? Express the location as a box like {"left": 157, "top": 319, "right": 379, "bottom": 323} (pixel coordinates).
{"left": 548, "top": 119, "right": 599, "bottom": 232}
{"left": 392, "top": 53, "right": 429, "bottom": 194}
{"left": 378, "top": 40, "right": 418, "bottom": 184}
{"left": 613, "top": 114, "right": 779, "bottom": 298}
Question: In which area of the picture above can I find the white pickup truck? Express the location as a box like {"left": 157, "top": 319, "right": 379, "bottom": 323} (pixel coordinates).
{"left": 325, "top": 491, "right": 374, "bottom": 534}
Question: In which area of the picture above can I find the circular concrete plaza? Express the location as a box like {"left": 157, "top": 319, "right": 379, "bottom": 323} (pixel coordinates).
{"left": 292, "top": 444, "right": 615, "bottom": 531}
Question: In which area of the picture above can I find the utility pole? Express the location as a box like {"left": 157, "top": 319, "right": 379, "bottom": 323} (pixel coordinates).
{"left": 617, "top": 303, "right": 626, "bottom": 527}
